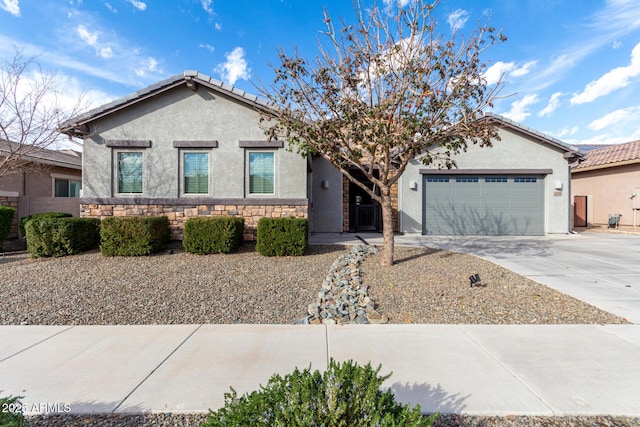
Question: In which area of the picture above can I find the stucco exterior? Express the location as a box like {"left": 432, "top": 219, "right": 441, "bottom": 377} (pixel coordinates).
{"left": 571, "top": 164, "right": 640, "bottom": 227}
{"left": 0, "top": 146, "right": 82, "bottom": 238}
{"left": 398, "top": 122, "right": 576, "bottom": 235}
{"left": 61, "top": 72, "right": 308, "bottom": 239}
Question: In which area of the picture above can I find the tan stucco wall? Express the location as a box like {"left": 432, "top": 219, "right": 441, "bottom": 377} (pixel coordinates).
{"left": 571, "top": 163, "right": 640, "bottom": 227}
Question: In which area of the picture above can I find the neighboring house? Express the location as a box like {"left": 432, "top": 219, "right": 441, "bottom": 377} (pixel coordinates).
{"left": 0, "top": 141, "right": 82, "bottom": 238}
{"left": 59, "top": 71, "right": 580, "bottom": 239}
{"left": 571, "top": 139, "right": 640, "bottom": 228}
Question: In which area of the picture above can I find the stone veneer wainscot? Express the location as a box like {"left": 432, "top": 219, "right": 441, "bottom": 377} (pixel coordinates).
{"left": 80, "top": 198, "right": 308, "bottom": 241}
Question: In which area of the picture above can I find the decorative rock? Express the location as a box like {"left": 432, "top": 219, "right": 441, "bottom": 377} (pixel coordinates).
{"left": 295, "top": 244, "right": 387, "bottom": 325}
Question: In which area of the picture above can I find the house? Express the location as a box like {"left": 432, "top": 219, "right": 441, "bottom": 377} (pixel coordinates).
{"left": 571, "top": 139, "right": 640, "bottom": 228}
{"left": 59, "top": 71, "right": 308, "bottom": 240}
{"left": 0, "top": 141, "right": 82, "bottom": 238}
{"left": 59, "top": 71, "right": 580, "bottom": 238}
{"left": 312, "top": 113, "right": 581, "bottom": 236}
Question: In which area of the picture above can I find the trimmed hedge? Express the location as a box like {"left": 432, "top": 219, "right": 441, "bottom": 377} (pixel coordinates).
{"left": 256, "top": 217, "right": 308, "bottom": 256}
{"left": 19, "top": 212, "right": 72, "bottom": 238}
{"left": 25, "top": 217, "right": 101, "bottom": 258}
{"left": 0, "top": 393, "right": 28, "bottom": 427}
{"left": 183, "top": 217, "right": 244, "bottom": 254}
{"left": 0, "top": 206, "right": 15, "bottom": 248}
{"left": 202, "top": 358, "right": 435, "bottom": 427}
{"left": 100, "top": 216, "right": 171, "bottom": 256}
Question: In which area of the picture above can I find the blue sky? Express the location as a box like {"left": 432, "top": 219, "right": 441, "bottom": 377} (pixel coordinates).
{"left": 2, "top": 0, "right": 640, "bottom": 148}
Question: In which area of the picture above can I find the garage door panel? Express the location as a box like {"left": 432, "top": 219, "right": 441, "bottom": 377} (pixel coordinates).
{"left": 423, "top": 175, "right": 544, "bottom": 236}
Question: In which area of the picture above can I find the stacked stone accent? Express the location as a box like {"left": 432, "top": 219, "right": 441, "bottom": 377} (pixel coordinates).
{"left": 0, "top": 196, "right": 19, "bottom": 237}
{"left": 81, "top": 202, "right": 308, "bottom": 240}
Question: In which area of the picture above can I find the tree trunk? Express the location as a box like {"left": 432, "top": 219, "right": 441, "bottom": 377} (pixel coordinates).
{"left": 379, "top": 187, "right": 395, "bottom": 267}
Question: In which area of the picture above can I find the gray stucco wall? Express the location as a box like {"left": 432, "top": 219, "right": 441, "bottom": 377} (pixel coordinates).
{"left": 310, "top": 156, "right": 343, "bottom": 232}
{"left": 399, "top": 127, "right": 573, "bottom": 234}
{"left": 82, "top": 85, "right": 307, "bottom": 200}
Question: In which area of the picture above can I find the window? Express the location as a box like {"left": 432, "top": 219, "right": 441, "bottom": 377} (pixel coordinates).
{"left": 183, "top": 152, "right": 209, "bottom": 194}
{"left": 514, "top": 177, "right": 537, "bottom": 183}
{"left": 117, "top": 152, "right": 143, "bottom": 194}
{"left": 485, "top": 177, "right": 508, "bottom": 183}
{"left": 54, "top": 179, "right": 81, "bottom": 197}
{"left": 456, "top": 177, "right": 479, "bottom": 183}
{"left": 426, "top": 177, "right": 450, "bottom": 183}
{"left": 249, "top": 152, "right": 275, "bottom": 194}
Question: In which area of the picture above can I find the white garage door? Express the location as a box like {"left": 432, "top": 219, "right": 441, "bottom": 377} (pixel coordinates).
{"left": 422, "top": 175, "right": 544, "bottom": 235}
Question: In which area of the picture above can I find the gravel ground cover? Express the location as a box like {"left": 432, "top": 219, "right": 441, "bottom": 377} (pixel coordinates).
{"left": 3, "top": 241, "right": 634, "bottom": 426}
{"left": 0, "top": 243, "right": 627, "bottom": 325}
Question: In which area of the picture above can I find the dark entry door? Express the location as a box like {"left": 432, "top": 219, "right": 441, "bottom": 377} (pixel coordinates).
{"left": 574, "top": 196, "right": 587, "bottom": 227}
{"left": 348, "top": 171, "right": 381, "bottom": 232}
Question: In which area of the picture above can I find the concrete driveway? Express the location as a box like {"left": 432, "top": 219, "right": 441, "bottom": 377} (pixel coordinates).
{"left": 311, "top": 231, "right": 640, "bottom": 323}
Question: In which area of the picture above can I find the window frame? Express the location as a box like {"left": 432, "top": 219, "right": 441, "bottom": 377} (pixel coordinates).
{"left": 51, "top": 173, "right": 82, "bottom": 198}
{"left": 115, "top": 150, "right": 144, "bottom": 195}
{"left": 246, "top": 150, "right": 276, "bottom": 196}
{"left": 180, "top": 150, "right": 211, "bottom": 196}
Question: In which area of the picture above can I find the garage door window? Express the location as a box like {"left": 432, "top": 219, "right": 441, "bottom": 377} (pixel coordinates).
{"left": 485, "top": 177, "right": 507, "bottom": 183}
{"left": 426, "top": 177, "right": 449, "bottom": 183}
{"left": 514, "top": 177, "right": 537, "bottom": 183}
{"left": 456, "top": 177, "right": 478, "bottom": 182}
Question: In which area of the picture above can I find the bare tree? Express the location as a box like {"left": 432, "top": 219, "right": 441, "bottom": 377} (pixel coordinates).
{"left": 0, "top": 49, "right": 85, "bottom": 178}
{"left": 260, "top": 0, "right": 507, "bottom": 266}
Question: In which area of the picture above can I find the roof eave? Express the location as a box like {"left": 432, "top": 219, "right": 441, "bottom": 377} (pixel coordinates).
{"left": 571, "top": 158, "right": 640, "bottom": 173}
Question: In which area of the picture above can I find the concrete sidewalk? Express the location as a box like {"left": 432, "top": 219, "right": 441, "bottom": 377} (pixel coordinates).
{"left": 2, "top": 324, "right": 640, "bottom": 416}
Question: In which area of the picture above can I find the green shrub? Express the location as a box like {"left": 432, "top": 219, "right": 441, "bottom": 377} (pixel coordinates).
{"left": 25, "top": 217, "right": 101, "bottom": 258}
{"left": 19, "top": 212, "right": 72, "bottom": 238}
{"left": 183, "top": 217, "right": 245, "bottom": 254}
{"left": 100, "top": 216, "right": 171, "bottom": 256}
{"left": 0, "top": 206, "right": 16, "bottom": 248}
{"left": 0, "top": 393, "right": 28, "bottom": 427}
{"left": 256, "top": 217, "right": 308, "bottom": 256}
{"left": 202, "top": 358, "right": 436, "bottom": 427}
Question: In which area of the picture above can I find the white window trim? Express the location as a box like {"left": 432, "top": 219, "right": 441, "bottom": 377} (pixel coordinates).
{"left": 246, "top": 150, "right": 277, "bottom": 197}
{"left": 114, "top": 150, "right": 144, "bottom": 196}
{"left": 180, "top": 150, "right": 211, "bottom": 196}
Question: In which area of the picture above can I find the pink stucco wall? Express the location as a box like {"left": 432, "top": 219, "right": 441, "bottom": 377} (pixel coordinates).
{"left": 571, "top": 163, "right": 640, "bottom": 227}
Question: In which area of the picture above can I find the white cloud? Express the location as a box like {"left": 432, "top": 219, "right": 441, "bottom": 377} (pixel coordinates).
{"left": 571, "top": 42, "right": 640, "bottom": 104}
{"left": 1, "top": 0, "right": 19, "bottom": 16}
{"left": 484, "top": 62, "right": 515, "bottom": 85}
{"left": 382, "top": 0, "right": 412, "bottom": 8}
{"left": 201, "top": 0, "right": 213, "bottom": 15}
{"left": 447, "top": 9, "right": 470, "bottom": 31}
{"left": 484, "top": 60, "right": 536, "bottom": 85}
{"left": 104, "top": 2, "right": 117, "bottom": 13}
{"left": 215, "top": 46, "right": 251, "bottom": 85}
{"left": 126, "top": 0, "right": 146, "bottom": 11}
{"left": 555, "top": 126, "right": 579, "bottom": 138}
{"left": 76, "top": 25, "right": 113, "bottom": 59}
{"left": 613, "top": 40, "right": 622, "bottom": 49}
{"left": 511, "top": 60, "right": 537, "bottom": 78}
{"left": 587, "top": 106, "right": 640, "bottom": 130}
{"left": 501, "top": 94, "right": 539, "bottom": 122}
{"left": 199, "top": 43, "right": 215, "bottom": 53}
{"left": 538, "top": 92, "right": 563, "bottom": 117}
{"left": 134, "top": 57, "right": 160, "bottom": 77}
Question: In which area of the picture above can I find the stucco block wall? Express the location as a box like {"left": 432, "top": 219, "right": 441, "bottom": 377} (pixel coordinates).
{"left": 399, "top": 127, "right": 573, "bottom": 234}
{"left": 82, "top": 86, "right": 307, "bottom": 200}
{"left": 571, "top": 164, "right": 640, "bottom": 227}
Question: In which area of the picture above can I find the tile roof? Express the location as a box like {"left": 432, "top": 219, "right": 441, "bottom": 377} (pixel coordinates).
{"left": 0, "top": 140, "right": 82, "bottom": 169}
{"left": 572, "top": 139, "right": 640, "bottom": 172}
{"left": 59, "top": 71, "right": 272, "bottom": 137}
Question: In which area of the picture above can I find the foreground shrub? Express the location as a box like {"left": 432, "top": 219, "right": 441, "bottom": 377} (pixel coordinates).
{"left": 256, "top": 217, "right": 308, "bottom": 256}
{"left": 183, "top": 217, "right": 244, "bottom": 254}
{"left": 203, "top": 358, "right": 435, "bottom": 427}
{"left": 0, "top": 393, "right": 28, "bottom": 427}
{"left": 25, "top": 217, "right": 101, "bottom": 258}
{"left": 19, "top": 212, "right": 72, "bottom": 238}
{"left": 0, "top": 206, "right": 15, "bottom": 248}
{"left": 100, "top": 216, "right": 171, "bottom": 256}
